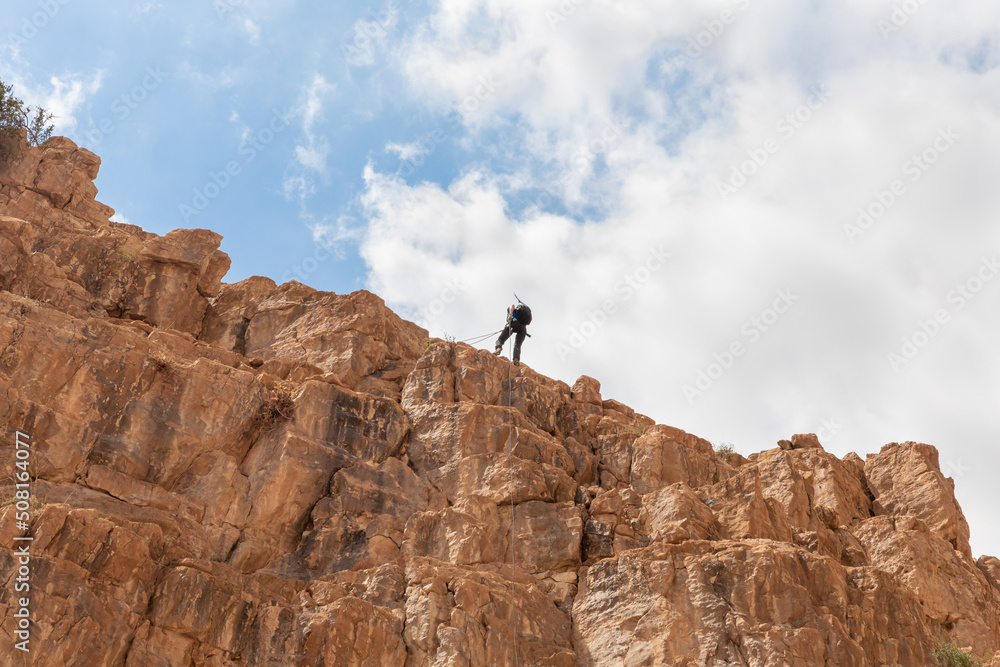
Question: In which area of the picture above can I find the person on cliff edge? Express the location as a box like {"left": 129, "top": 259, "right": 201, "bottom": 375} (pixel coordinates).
{"left": 494, "top": 297, "right": 532, "bottom": 365}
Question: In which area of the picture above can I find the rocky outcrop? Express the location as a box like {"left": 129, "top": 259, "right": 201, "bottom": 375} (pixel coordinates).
{"left": 0, "top": 136, "right": 998, "bottom": 666}
{"left": 573, "top": 540, "right": 935, "bottom": 666}
{"left": 865, "top": 441, "right": 974, "bottom": 560}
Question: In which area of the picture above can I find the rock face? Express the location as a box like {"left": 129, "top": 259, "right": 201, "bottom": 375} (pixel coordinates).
{"left": 0, "top": 136, "right": 998, "bottom": 666}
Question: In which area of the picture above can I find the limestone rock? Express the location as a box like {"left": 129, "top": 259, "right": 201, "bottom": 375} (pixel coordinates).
{"left": 641, "top": 482, "right": 722, "bottom": 544}
{"left": 402, "top": 341, "right": 507, "bottom": 408}
{"left": 583, "top": 487, "right": 646, "bottom": 559}
{"left": 699, "top": 467, "right": 794, "bottom": 543}
{"left": 403, "top": 496, "right": 505, "bottom": 566}
{"left": 404, "top": 557, "right": 575, "bottom": 666}
{"left": 506, "top": 501, "right": 584, "bottom": 574}
{"left": 428, "top": 452, "right": 575, "bottom": 506}
{"left": 630, "top": 423, "right": 734, "bottom": 494}
{"left": 297, "top": 457, "right": 446, "bottom": 574}
{"left": 980, "top": 555, "right": 1000, "bottom": 592}
{"left": 208, "top": 281, "right": 428, "bottom": 390}
{"left": 791, "top": 432, "right": 823, "bottom": 449}
{"left": 573, "top": 540, "right": 935, "bottom": 667}
{"left": 853, "top": 515, "right": 1000, "bottom": 654}
{"left": 865, "top": 441, "right": 974, "bottom": 559}
{"left": 570, "top": 375, "right": 602, "bottom": 405}
{"left": 1, "top": 135, "right": 998, "bottom": 666}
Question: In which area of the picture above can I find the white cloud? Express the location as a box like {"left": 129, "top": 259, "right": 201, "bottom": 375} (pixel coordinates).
{"left": 131, "top": 2, "right": 162, "bottom": 16}
{"left": 177, "top": 62, "right": 238, "bottom": 91}
{"left": 355, "top": 0, "right": 1000, "bottom": 557}
{"left": 242, "top": 19, "right": 262, "bottom": 45}
{"left": 295, "top": 139, "right": 330, "bottom": 172}
{"left": 301, "top": 74, "right": 335, "bottom": 139}
{"left": 343, "top": 5, "right": 400, "bottom": 67}
{"left": 282, "top": 74, "right": 337, "bottom": 228}
{"left": 212, "top": 0, "right": 272, "bottom": 44}
{"left": 282, "top": 69, "right": 341, "bottom": 252}
{"left": 282, "top": 174, "right": 315, "bottom": 204}
{"left": 311, "top": 213, "right": 363, "bottom": 256}
{"left": 7, "top": 70, "right": 105, "bottom": 136}
{"left": 385, "top": 140, "right": 424, "bottom": 161}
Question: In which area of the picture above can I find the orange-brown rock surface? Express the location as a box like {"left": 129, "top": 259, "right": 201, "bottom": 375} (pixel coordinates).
{"left": 1, "top": 137, "right": 998, "bottom": 666}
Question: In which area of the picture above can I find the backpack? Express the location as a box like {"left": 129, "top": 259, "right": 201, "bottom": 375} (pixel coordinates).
{"left": 513, "top": 303, "right": 532, "bottom": 325}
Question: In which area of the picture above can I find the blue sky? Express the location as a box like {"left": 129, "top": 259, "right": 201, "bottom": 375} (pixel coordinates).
{"left": 4, "top": 0, "right": 1000, "bottom": 558}
{"left": 4, "top": 1, "right": 452, "bottom": 288}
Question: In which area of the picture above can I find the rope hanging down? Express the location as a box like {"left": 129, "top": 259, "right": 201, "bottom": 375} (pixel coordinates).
{"left": 506, "top": 338, "right": 520, "bottom": 667}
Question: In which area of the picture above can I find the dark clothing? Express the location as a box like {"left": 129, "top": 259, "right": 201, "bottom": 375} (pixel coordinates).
{"left": 496, "top": 321, "right": 527, "bottom": 360}
{"left": 496, "top": 304, "right": 530, "bottom": 360}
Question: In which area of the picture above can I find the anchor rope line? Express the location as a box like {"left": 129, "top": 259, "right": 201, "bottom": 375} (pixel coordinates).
{"left": 441, "top": 329, "right": 503, "bottom": 346}
{"left": 506, "top": 338, "right": 520, "bottom": 667}
{"left": 459, "top": 329, "right": 502, "bottom": 345}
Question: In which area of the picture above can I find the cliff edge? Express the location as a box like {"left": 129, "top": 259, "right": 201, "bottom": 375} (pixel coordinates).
{"left": 1, "top": 137, "right": 998, "bottom": 666}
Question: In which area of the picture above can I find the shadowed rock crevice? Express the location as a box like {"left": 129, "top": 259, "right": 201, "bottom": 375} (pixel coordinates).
{"left": 1, "top": 136, "right": 998, "bottom": 666}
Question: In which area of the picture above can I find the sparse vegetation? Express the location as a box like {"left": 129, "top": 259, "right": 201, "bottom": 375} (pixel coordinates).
{"left": 252, "top": 382, "right": 297, "bottom": 432}
{"left": 0, "top": 79, "right": 54, "bottom": 168}
{"left": 715, "top": 442, "right": 736, "bottom": 458}
{"left": 150, "top": 350, "right": 170, "bottom": 372}
{"left": 115, "top": 248, "right": 136, "bottom": 263}
{"left": 0, "top": 492, "right": 42, "bottom": 512}
{"left": 624, "top": 423, "right": 646, "bottom": 437}
{"left": 1, "top": 80, "right": 54, "bottom": 145}
{"left": 933, "top": 639, "right": 983, "bottom": 667}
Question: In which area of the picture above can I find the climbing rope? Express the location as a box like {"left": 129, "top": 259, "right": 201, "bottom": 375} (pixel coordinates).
{"left": 457, "top": 329, "right": 503, "bottom": 346}
{"left": 505, "top": 338, "right": 520, "bottom": 667}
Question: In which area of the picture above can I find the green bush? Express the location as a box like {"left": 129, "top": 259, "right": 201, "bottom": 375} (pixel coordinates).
{"left": 714, "top": 442, "right": 736, "bottom": 457}
{"left": 1, "top": 79, "right": 54, "bottom": 146}
{"left": 933, "top": 639, "right": 983, "bottom": 667}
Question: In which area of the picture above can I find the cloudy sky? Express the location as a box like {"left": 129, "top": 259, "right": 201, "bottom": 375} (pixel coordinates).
{"left": 3, "top": 0, "right": 998, "bottom": 557}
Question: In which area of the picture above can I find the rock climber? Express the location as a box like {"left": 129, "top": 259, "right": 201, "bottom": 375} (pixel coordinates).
{"left": 494, "top": 297, "right": 532, "bottom": 365}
